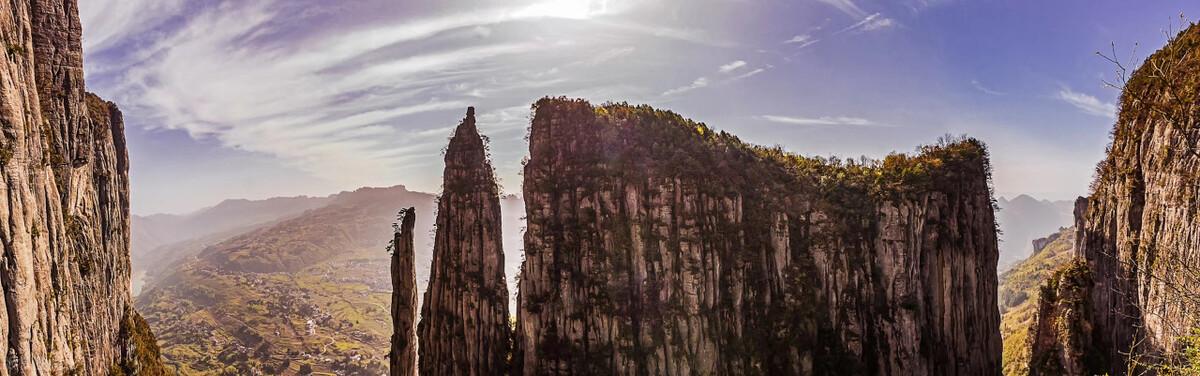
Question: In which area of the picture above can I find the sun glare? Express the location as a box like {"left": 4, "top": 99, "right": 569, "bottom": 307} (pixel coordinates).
{"left": 517, "top": 0, "right": 609, "bottom": 20}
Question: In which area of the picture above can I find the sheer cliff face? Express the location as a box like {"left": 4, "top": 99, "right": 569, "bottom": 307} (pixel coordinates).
{"left": 1028, "top": 25, "right": 1200, "bottom": 374}
{"left": 0, "top": 0, "right": 163, "bottom": 374}
{"left": 515, "top": 98, "right": 1001, "bottom": 375}
{"left": 390, "top": 208, "right": 417, "bottom": 376}
{"left": 418, "top": 108, "right": 512, "bottom": 374}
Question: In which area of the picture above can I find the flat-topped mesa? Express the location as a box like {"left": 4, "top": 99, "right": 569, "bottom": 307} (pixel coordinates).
{"left": 0, "top": 0, "right": 165, "bottom": 374}
{"left": 515, "top": 98, "right": 1001, "bottom": 375}
{"left": 390, "top": 207, "right": 417, "bottom": 376}
{"left": 418, "top": 108, "right": 512, "bottom": 375}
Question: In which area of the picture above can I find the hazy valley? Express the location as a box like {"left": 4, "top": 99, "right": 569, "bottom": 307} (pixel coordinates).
{"left": 132, "top": 186, "right": 527, "bottom": 374}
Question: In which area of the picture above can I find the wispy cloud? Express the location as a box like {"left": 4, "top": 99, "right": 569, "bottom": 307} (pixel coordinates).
{"left": 666, "top": 60, "right": 767, "bottom": 96}
{"left": 79, "top": 0, "right": 185, "bottom": 53}
{"left": 80, "top": 0, "right": 709, "bottom": 188}
{"left": 759, "top": 115, "right": 883, "bottom": 126}
{"left": 1057, "top": 88, "right": 1116, "bottom": 118}
{"left": 814, "top": 0, "right": 869, "bottom": 19}
{"left": 971, "top": 80, "right": 1006, "bottom": 96}
{"left": 663, "top": 77, "right": 710, "bottom": 96}
{"left": 733, "top": 68, "right": 766, "bottom": 80}
{"left": 719, "top": 60, "right": 747, "bottom": 73}
{"left": 784, "top": 34, "right": 820, "bottom": 48}
{"left": 837, "top": 13, "right": 896, "bottom": 34}
{"left": 582, "top": 46, "right": 637, "bottom": 66}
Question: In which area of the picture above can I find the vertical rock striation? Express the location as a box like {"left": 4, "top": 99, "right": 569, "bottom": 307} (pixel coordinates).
{"left": 1027, "top": 24, "right": 1200, "bottom": 375}
{"left": 0, "top": 0, "right": 165, "bottom": 374}
{"left": 515, "top": 98, "right": 1001, "bottom": 375}
{"left": 390, "top": 208, "right": 417, "bottom": 376}
{"left": 418, "top": 108, "right": 512, "bottom": 375}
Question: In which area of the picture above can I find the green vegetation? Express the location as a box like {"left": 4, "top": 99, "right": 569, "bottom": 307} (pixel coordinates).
{"left": 111, "top": 310, "right": 170, "bottom": 376}
{"left": 533, "top": 97, "right": 992, "bottom": 203}
{"left": 5, "top": 43, "right": 23, "bottom": 59}
{"left": 1156, "top": 329, "right": 1200, "bottom": 375}
{"left": 0, "top": 140, "right": 13, "bottom": 168}
{"left": 997, "top": 228, "right": 1075, "bottom": 375}
{"left": 1094, "top": 22, "right": 1200, "bottom": 193}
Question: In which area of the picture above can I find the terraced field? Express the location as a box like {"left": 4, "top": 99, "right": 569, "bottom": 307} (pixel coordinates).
{"left": 137, "top": 187, "right": 436, "bottom": 375}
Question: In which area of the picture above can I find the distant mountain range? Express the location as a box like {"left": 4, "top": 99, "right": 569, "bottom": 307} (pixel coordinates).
{"left": 134, "top": 186, "right": 524, "bottom": 374}
{"left": 131, "top": 195, "right": 333, "bottom": 294}
{"left": 994, "top": 195, "right": 1074, "bottom": 271}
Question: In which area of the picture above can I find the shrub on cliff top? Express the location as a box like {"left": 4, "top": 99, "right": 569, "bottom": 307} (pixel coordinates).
{"left": 532, "top": 97, "right": 993, "bottom": 203}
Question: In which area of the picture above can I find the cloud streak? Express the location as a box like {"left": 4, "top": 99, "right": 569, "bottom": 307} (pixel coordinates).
{"left": 719, "top": 60, "right": 747, "bottom": 73}
{"left": 814, "top": 0, "right": 869, "bottom": 19}
{"left": 663, "top": 77, "right": 710, "bottom": 96}
{"left": 785, "top": 34, "right": 819, "bottom": 48}
{"left": 837, "top": 13, "right": 896, "bottom": 34}
{"left": 1057, "top": 88, "right": 1116, "bottom": 118}
{"left": 759, "top": 115, "right": 883, "bottom": 126}
{"left": 971, "top": 80, "right": 1006, "bottom": 96}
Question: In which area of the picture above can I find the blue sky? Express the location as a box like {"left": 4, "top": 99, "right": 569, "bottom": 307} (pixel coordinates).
{"left": 78, "top": 0, "right": 1199, "bottom": 214}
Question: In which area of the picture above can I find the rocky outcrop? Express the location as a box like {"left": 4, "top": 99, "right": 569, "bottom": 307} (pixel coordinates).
{"left": 0, "top": 0, "right": 164, "bottom": 374}
{"left": 390, "top": 208, "right": 417, "bottom": 376}
{"left": 1026, "top": 24, "right": 1200, "bottom": 374}
{"left": 418, "top": 108, "right": 512, "bottom": 375}
{"left": 1026, "top": 259, "right": 1097, "bottom": 376}
{"left": 1031, "top": 231, "right": 1064, "bottom": 256}
{"left": 514, "top": 98, "right": 1001, "bottom": 375}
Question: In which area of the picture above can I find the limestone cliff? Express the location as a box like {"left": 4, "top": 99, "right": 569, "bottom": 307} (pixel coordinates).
{"left": 390, "top": 208, "right": 417, "bottom": 376}
{"left": 1027, "top": 24, "right": 1200, "bottom": 374}
{"left": 417, "top": 108, "right": 512, "bottom": 375}
{"left": 0, "top": 0, "right": 164, "bottom": 374}
{"left": 514, "top": 98, "right": 1001, "bottom": 375}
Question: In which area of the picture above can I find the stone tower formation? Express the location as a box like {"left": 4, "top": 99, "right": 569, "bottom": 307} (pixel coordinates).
{"left": 390, "top": 207, "right": 418, "bottom": 376}
{"left": 416, "top": 108, "right": 513, "bottom": 375}
{"left": 392, "top": 101, "right": 1004, "bottom": 375}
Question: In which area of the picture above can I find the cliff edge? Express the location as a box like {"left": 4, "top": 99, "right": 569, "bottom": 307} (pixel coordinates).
{"left": 0, "top": 0, "right": 165, "bottom": 374}
{"left": 514, "top": 98, "right": 1001, "bottom": 375}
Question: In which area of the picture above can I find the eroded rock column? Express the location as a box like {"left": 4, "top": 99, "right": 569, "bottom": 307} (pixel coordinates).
{"left": 391, "top": 207, "right": 417, "bottom": 376}
{"left": 418, "top": 108, "right": 511, "bottom": 375}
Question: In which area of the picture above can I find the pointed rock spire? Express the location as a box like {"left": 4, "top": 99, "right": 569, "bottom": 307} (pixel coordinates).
{"left": 418, "top": 107, "right": 512, "bottom": 375}
{"left": 390, "top": 207, "right": 417, "bottom": 376}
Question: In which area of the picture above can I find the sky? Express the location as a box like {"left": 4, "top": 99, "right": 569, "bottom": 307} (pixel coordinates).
{"left": 77, "top": 0, "right": 1200, "bottom": 215}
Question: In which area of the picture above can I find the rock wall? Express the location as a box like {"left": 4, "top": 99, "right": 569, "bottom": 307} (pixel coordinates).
{"left": 1026, "top": 258, "right": 1097, "bottom": 376}
{"left": 0, "top": 0, "right": 164, "bottom": 374}
{"left": 1027, "top": 24, "right": 1200, "bottom": 374}
{"left": 417, "top": 108, "right": 512, "bottom": 375}
{"left": 514, "top": 98, "right": 1001, "bottom": 375}
{"left": 390, "top": 208, "right": 417, "bottom": 376}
